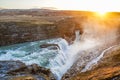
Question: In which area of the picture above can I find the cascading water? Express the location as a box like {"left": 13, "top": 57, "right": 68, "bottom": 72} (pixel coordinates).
{"left": 49, "top": 30, "right": 81, "bottom": 80}
{"left": 48, "top": 30, "right": 99, "bottom": 80}
{"left": 74, "top": 30, "right": 81, "bottom": 42}
{"left": 0, "top": 38, "right": 68, "bottom": 68}
{"left": 0, "top": 30, "right": 99, "bottom": 80}
{"left": 0, "top": 38, "right": 74, "bottom": 80}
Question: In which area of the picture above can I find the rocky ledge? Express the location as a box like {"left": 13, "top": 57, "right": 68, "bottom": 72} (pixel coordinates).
{"left": 62, "top": 45, "right": 120, "bottom": 80}
{"left": 0, "top": 61, "right": 55, "bottom": 80}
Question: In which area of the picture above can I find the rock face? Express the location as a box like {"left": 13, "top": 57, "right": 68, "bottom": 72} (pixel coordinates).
{"left": 56, "top": 18, "right": 83, "bottom": 44}
{"left": 62, "top": 45, "right": 120, "bottom": 80}
{"left": 0, "top": 61, "right": 55, "bottom": 80}
{"left": 0, "top": 17, "right": 83, "bottom": 46}
{"left": 0, "top": 22, "right": 58, "bottom": 46}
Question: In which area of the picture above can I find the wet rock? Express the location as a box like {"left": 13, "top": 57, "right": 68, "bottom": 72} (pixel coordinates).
{"left": 11, "top": 75, "right": 36, "bottom": 80}
{"left": 0, "top": 60, "right": 26, "bottom": 75}
{"left": 40, "top": 44, "right": 60, "bottom": 50}
{"left": 27, "top": 64, "right": 51, "bottom": 75}
{"left": 0, "top": 61, "right": 55, "bottom": 80}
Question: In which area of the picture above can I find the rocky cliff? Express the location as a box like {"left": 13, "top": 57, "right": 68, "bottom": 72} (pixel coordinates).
{"left": 67, "top": 46, "right": 120, "bottom": 80}
{"left": 0, "top": 9, "right": 120, "bottom": 80}
{"left": 0, "top": 16, "right": 83, "bottom": 46}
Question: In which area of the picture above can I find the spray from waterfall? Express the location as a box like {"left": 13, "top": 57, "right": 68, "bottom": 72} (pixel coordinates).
{"left": 49, "top": 30, "right": 100, "bottom": 80}
{"left": 49, "top": 30, "right": 81, "bottom": 80}
{"left": 75, "top": 16, "right": 120, "bottom": 73}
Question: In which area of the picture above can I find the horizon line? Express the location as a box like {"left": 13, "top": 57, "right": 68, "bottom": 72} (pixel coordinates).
{"left": 0, "top": 8, "right": 120, "bottom": 13}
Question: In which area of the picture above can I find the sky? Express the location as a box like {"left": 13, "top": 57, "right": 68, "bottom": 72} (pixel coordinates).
{"left": 0, "top": 0, "right": 120, "bottom": 12}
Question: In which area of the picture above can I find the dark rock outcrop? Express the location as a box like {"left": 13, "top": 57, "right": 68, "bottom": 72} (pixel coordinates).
{"left": 0, "top": 60, "right": 55, "bottom": 80}
{"left": 40, "top": 44, "right": 60, "bottom": 50}
{"left": 0, "top": 61, "right": 26, "bottom": 75}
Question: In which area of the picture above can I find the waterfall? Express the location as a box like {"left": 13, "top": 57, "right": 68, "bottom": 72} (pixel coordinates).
{"left": 74, "top": 30, "right": 81, "bottom": 42}
{"left": 49, "top": 30, "right": 99, "bottom": 80}
{"left": 0, "top": 30, "right": 99, "bottom": 80}
{"left": 49, "top": 30, "right": 81, "bottom": 80}
{"left": 0, "top": 37, "right": 78, "bottom": 80}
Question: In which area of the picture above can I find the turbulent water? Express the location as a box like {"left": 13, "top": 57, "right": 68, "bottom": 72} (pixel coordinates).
{"left": 0, "top": 30, "right": 101, "bottom": 80}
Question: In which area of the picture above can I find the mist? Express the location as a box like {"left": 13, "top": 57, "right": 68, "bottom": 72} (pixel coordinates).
{"left": 81, "top": 15, "right": 119, "bottom": 44}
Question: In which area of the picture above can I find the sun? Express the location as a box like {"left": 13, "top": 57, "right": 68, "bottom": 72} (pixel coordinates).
{"left": 97, "top": 11, "right": 107, "bottom": 16}
{"left": 95, "top": 10, "right": 108, "bottom": 17}
{"left": 98, "top": 11, "right": 107, "bottom": 16}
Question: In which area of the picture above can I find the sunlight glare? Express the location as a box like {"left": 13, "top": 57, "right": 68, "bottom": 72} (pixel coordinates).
{"left": 50, "top": 0, "right": 119, "bottom": 12}
{"left": 97, "top": 11, "right": 107, "bottom": 16}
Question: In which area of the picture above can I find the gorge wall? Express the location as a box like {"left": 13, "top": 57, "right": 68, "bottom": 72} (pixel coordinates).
{"left": 0, "top": 9, "right": 120, "bottom": 80}
{"left": 0, "top": 16, "right": 83, "bottom": 46}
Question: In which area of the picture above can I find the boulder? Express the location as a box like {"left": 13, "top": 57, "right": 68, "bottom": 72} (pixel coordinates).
{"left": 0, "top": 61, "right": 55, "bottom": 80}
{"left": 0, "top": 60, "right": 26, "bottom": 75}
{"left": 11, "top": 76, "right": 36, "bottom": 80}
{"left": 40, "top": 44, "right": 60, "bottom": 50}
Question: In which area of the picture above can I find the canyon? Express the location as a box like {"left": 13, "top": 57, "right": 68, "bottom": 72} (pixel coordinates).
{"left": 0, "top": 9, "right": 120, "bottom": 80}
